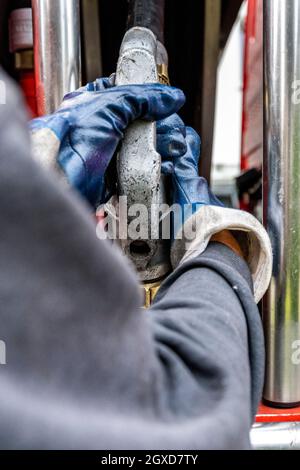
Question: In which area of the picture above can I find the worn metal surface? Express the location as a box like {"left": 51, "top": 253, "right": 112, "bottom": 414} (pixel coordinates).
{"left": 32, "top": 0, "right": 81, "bottom": 115}
{"left": 263, "top": 0, "right": 300, "bottom": 406}
{"left": 251, "top": 422, "right": 300, "bottom": 450}
{"left": 115, "top": 27, "right": 170, "bottom": 281}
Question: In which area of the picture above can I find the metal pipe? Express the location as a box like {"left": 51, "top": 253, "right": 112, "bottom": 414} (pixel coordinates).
{"left": 251, "top": 422, "right": 300, "bottom": 450}
{"left": 32, "top": 0, "right": 81, "bottom": 115}
{"left": 263, "top": 0, "right": 300, "bottom": 406}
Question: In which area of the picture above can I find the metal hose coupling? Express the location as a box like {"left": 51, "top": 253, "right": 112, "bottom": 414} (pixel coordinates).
{"left": 108, "top": 27, "right": 171, "bottom": 305}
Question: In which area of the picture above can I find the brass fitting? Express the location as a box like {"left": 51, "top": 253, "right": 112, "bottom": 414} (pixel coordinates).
{"left": 157, "top": 64, "right": 170, "bottom": 86}
{"left": 143, "top": 280, "right": 162, "bottom": 308}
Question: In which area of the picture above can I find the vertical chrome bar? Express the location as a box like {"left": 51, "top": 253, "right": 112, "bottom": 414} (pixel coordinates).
{"left": 32, "top": 0, "right": 81, "bottom": 115}
{"left": 263, "top": 0, "right": 300, "bottom": 406}
{"left": 251, "top": 422, "right": 300, "bottom": 450}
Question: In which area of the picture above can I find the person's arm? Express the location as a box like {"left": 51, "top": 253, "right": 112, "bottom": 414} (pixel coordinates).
{"left": 148, "top": 242, "right": 264, "bottom": 449}
{"left": 0, "top": 71, "right": 271, "bottom": 450}
{"left": 143, "top": 125, "right": 272, "bottom": 449}
{"left": 0, "top": 71, "right": 193, "bottom": 450}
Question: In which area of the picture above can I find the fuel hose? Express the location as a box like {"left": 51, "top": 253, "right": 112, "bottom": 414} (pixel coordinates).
{"left": 127, "top": 0, "right": 165, "bottom": 44}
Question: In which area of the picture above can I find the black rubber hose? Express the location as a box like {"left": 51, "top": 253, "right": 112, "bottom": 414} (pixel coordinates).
{"left": 127, "top": 0, "right": 165, "bottom": 43}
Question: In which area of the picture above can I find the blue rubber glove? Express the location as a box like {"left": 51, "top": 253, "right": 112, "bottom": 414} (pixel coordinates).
{"left": 86, "top": 77, "right": 188, "bottom": 163}
{"left": 157, "top": 114, "right": 187, "bottom": 175}
{"left": 168, "top": 126, "right": 273, "bottom": 305}
{"left": 29, "top": 81, "right": 185, "bottom": 207}
{"left": 165, "top": 126, "right": 223, "bottom": 237}
{"left": 83, "top": 77, "right": 188, "bottom": 180}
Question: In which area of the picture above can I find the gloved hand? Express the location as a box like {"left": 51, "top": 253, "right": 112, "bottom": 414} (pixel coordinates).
{"left": 168, "top": 126, "right": 272, "bottom": 304}
{"left": 157, "top": 114, "right": 187, "bottom": 175}
{"left": 29, "top": 79, "right": 185, "bottom": 207}
{"left": 167, "top": 126, "right": 222, "bottom": 236}
{"left": 85, "top": 78, "right": 188, "bottom": 171}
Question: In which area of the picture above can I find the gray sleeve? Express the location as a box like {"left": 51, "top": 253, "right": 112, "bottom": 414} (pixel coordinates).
{"left": 147, "top": 243, "right": 264, "bottom": 449}
{"left": 0, "top": 72, "right": 263, "bottom": 450}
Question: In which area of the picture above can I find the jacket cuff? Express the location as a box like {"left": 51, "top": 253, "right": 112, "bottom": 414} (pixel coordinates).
{"left": 171, "top": 205, "right": 273, "bottom": 303}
